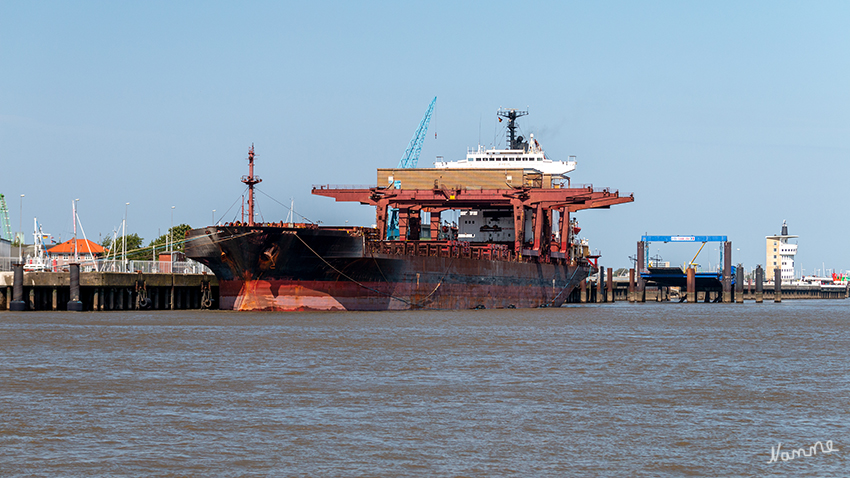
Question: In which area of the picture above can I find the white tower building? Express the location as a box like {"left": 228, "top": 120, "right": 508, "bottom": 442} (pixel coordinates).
{"left": 765, "top": 220, "right": 798, "bottom": 283}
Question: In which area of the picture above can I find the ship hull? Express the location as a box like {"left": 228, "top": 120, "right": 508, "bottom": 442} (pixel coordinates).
{"left": 186, "top": 226, "right": 591, "bottom": 311}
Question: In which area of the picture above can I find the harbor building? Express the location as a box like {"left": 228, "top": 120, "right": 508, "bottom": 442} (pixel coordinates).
{"left": 46, "top": 238, "right": 107, "bottom": 271}
{"left": 766, "top": 220, "right": 797, "bottom": 283}
{"left": 0, "top": 238, "right": 10, "bottom": 259}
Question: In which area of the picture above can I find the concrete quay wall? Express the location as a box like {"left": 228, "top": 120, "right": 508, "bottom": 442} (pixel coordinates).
{"left": 1, "top": 271, "right": 219, "bottom": 312}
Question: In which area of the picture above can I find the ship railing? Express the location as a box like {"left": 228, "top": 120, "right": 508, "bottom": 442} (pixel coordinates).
{"left": 0, "top": 256, "right": 13, "bottom": 272}
{"left": 311, "top": 182, "right": 631, "bottom": 197}
{"left": 366, "top": 241, "right": 515, "bottom": 262}
{"left": 571, "top": 185, "right": 632, "bottom": 196}
{"left": 564, "top": 184, "right": 615, "bottom": 193}
{"left": 312, "top": 184, "right": 377, "bottom": 190}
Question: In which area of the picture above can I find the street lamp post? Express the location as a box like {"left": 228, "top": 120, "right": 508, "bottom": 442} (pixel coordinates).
{"left": 18, "top": 194, "right": 24, "bottom": 262}
{"left": 170, "top": 206, "right": 175, "bottom": 255}
{"left": 212, "top": 209, "right": 216, "bottom": 226}
{"left": 73, "top": 198, "right": 80, "bottom": 262}
{"left": 123, "top": 202, "right": 130, "bottom": 269}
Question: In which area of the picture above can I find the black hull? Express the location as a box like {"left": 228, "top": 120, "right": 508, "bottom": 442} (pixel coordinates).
{"left": 185, "top": 226, "right": 591, "bottom": 311}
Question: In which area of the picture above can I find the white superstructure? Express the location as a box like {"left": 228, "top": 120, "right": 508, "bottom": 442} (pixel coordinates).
{"left": 434, "top": 108, "right": 577, "bottom": 177}
{"left": 434, "top": 136, "right": 577, "bottom": 176}
{"left": 766, "top": 220, "right": 797, "bottom": 283}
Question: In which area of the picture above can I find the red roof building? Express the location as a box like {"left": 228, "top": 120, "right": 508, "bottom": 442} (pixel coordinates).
{"left": 47, "top": 239, "right": 107, "bottom": 261}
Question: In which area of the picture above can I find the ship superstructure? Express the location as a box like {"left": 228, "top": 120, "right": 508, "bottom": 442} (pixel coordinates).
{"left": 434, "top": 108, "right": 576, "bottom": 176}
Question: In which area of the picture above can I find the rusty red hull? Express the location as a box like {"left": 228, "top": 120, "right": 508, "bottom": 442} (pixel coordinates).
{"left": 186, "top": 225, "right": 591, "bottom": 311}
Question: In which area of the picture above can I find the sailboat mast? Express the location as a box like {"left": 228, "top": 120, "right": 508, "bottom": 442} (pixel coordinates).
{"left": 72, "top": 200, "right": 78, "bottom": 262}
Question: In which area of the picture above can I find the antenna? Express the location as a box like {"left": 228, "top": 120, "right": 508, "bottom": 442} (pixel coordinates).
{"left": 497, "top": 108, "right": 529, "bottom": 150}
{"left": 241, "top": 144, "right": 262, "bottom": 227}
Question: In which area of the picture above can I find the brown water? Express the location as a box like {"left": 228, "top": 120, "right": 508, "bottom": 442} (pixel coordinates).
{"left": 1, "top": 302, "right": 847, "bottom": 477}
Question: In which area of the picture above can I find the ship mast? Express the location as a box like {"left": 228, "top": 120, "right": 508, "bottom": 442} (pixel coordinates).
{"left": 241, "top": 144, "right": 262, "bottom": 226}
{"left": 497, "top": 108, "right": 528, "bottom": 150}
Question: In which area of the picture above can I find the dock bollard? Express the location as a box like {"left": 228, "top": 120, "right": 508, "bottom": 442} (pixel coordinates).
{"left": 9, "top": 263, "right": 26, "bottom": 311}
{"left": 774, "top": 268, "right": 781, "bottom": 303}
{"left": 607, "top": 267, "right": 614, "bottom": 303}
{"left": 68, "top": 263, "right": 83, "bottom": 311}
{"left": 628, "top": 268, "right": 635, "bottom": 302}
{"left": 755, "top": 265, "right": 764, "bottom": 303}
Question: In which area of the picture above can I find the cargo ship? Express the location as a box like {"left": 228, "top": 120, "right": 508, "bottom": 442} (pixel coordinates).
{"left": 185, "top": 109, "right": 634, "bottom": 310}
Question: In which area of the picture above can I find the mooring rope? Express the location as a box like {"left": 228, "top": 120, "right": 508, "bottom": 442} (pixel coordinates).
{"left": 293, "top": 232, "right": 432, "bottom": 309}
{"left": 367, "top": 246, "right": 455, "bottom": 308}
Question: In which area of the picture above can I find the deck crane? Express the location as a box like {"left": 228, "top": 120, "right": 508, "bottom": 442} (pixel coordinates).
{"left": 0, "top": 194, "right": 12, "bottom": 241}
{"left": 387, "top": 96, "right": 436, "bottom": 239}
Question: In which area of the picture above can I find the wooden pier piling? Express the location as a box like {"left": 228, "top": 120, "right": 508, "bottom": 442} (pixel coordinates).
{"left": 10, "top": 263, "right": 26, "bottom": 311}
{"left": 68, "top": 263, "right": 83, "bottom": 311}
{"left": 597, "top": 265, "right": 604, "bottom": 303}
{"left": 722, "top": 242, "right": 732, "bottom": 303}
{"left": 580, "top": 279, "right": 587, "bottom": 303}
{"left": 735, "top": 265, "right": 744, "bottom": 303}
{"left": 686, "top": 267, "right": 696, "bottom": 303}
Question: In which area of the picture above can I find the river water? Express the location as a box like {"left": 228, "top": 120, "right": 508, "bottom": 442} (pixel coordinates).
{"left": 0, "top": 302, "right": 846, "bottom": 477}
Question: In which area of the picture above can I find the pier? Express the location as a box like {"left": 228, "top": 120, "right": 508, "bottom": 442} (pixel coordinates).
{"left": 1, "top": 262, "right": 218, "bottom": 311}
{"left": 569, "top": 272, "right": 848, "bottom": 303}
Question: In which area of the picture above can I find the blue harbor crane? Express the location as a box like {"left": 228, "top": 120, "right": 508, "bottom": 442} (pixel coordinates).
{"left": 387, "top": 97, "right": 436, "bottom": 239}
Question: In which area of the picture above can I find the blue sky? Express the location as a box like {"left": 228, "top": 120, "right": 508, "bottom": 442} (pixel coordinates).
{"left": 2, "top": 1, "right": 849, "bottom": 274}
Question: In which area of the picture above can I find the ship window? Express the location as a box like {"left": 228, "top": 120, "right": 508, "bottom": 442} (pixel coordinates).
{"left": 537, "top": 157, "right": 542, "bottom": 161}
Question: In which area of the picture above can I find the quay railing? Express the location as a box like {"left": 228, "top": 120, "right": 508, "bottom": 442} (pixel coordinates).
{"left": 312, "top": 184, "right": 377, "bottom": 190}
{"left": 97, "top": 260, "right": 212, "bottom": 274}
{"left": 0, "top": 257, "right": 212, "bottom": 274}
